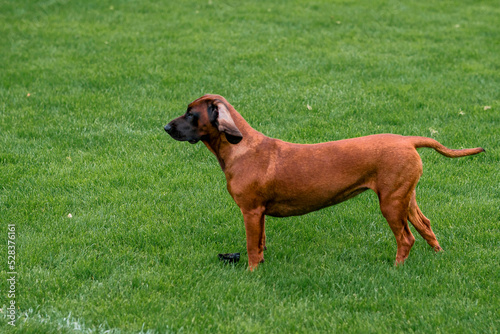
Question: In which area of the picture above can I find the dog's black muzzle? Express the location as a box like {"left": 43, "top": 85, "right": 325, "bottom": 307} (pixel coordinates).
{"left": 164, "top": 122, "right": 200, "bottom": 144}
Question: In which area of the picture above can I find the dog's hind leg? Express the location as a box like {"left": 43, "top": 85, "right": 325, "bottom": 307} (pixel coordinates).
{"left": 407, "top": 190, "right": 442, "bottom": 252}
{"left": 378, "top": 191, "right": 416, "bottom": 265}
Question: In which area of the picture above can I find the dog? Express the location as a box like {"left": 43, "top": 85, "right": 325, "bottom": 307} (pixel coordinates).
{"left": 164, "top": 94, "right": 484, "bottom": 270}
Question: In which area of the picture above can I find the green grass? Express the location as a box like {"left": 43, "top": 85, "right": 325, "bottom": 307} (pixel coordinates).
{"left": 1, "top": 0, "right": 499, "bottom": 332}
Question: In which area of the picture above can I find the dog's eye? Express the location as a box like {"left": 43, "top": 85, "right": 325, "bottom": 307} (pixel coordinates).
{"left": 185, "top": 113, "right": 198, "bottom": 125}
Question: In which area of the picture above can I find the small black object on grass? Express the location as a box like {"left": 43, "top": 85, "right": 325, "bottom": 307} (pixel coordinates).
{"left": 218, "top": 253, "right": 240, "bottom": 263}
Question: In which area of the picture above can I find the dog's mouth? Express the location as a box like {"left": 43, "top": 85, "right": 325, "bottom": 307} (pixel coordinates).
{"left": 164, "top": 127, "right": 199, "bottom": 144}
{"left": 167, "top": 134, "right": 199, "bottom": 144}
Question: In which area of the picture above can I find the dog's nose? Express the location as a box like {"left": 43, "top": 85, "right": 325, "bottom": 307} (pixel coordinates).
{"left": 164, "top": 124, "right": 172, "bottom": 133}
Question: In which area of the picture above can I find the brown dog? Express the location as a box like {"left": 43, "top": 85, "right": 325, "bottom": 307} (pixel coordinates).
{"left": 164, "top": 94, "right": 484, "bottom": 270}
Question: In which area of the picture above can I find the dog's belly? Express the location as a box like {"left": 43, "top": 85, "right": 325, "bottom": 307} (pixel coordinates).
{"left": 264, "top": 187, "right": 369, "bottom": 217}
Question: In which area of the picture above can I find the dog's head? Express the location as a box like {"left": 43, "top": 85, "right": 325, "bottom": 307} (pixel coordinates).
{"left": 164, "top": 95, "right": 243, "bottom": 145}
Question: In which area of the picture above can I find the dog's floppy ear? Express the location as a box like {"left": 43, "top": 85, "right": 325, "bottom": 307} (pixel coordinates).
{"left": 210, "top": 100, "right": 243, "bottom": 144}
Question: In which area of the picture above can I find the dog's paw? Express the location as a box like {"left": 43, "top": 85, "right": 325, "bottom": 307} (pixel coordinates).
{"left": 433, "top": 245, "right": 443, "bottom": 252}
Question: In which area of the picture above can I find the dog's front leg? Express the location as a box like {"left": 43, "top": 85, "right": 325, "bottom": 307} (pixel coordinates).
{"left": 242, "top": 208, "right": 266, "bottom": 271}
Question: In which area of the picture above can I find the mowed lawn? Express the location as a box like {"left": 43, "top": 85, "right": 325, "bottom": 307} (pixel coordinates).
{"left": 1, "top": 0, "right": 499, "bottom": 332}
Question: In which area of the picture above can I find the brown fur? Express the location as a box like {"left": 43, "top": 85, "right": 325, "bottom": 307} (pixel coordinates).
{"left": 165, "top": 94, "right": 484, "bottom": 270}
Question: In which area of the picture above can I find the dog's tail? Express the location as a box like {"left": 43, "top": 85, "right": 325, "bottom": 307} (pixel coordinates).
{"left": 410, "top": 136, "right": 485, "bottom": 158}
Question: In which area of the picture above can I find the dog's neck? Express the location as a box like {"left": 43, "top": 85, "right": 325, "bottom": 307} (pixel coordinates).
{"left": 203, "top": 104, "right": 265, "bottom": 171}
